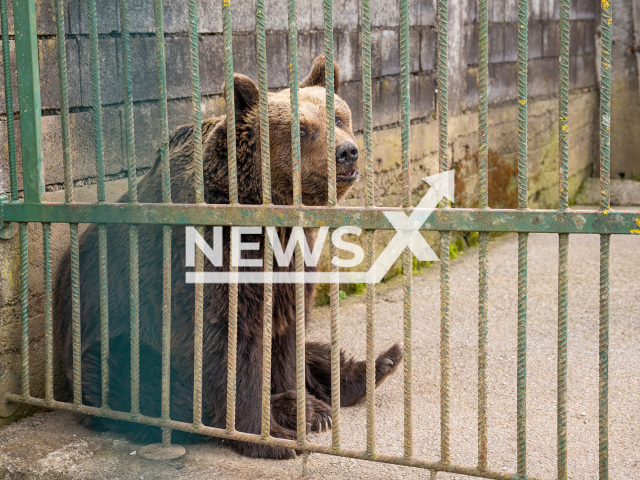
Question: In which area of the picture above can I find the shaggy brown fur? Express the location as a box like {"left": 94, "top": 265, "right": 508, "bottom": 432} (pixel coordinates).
{"left": 53, "top": 55, "right": 402, "bottom": 459}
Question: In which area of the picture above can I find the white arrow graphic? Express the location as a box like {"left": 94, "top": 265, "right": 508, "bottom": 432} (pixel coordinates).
{"left": 367, "top": 170, "right": 455, "bottom": 283}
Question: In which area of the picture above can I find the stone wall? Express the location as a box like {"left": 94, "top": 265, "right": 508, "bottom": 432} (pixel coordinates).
{"left": 0, "top": 0, "right": 612, "bottom": 406}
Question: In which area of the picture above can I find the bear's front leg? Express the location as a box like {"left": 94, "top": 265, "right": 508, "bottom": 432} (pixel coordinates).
{"left": 305, "top": 342, "right": 403, "bottom": 407}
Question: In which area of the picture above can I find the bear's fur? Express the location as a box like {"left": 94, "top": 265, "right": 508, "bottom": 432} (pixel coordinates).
{"left": 53, "top": 55, "right": 402, "bottom": 459}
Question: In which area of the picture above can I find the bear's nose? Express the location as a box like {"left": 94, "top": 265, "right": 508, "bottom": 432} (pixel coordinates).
{"left": 336, "top": 142, "right": 359, "bottom": 165}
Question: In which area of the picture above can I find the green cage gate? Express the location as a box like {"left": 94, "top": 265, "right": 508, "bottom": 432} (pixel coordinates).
{"left": 0, "top": 0, "right": 637, "bottom": 477}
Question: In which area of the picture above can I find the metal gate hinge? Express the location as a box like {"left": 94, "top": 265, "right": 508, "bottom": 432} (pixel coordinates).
{"left": 0, "top": 193, "right": 18, "bottom": 240}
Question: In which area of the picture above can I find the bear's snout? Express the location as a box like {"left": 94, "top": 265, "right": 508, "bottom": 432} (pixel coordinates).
{"left": 335, "top": 142, "right": 359, "bottom": 183}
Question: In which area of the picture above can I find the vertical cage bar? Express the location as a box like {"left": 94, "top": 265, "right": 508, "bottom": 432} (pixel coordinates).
{"left": 261, "top": 234, "right": 273, "bottom": 438}
{"left": 0, "top": 0, "right": 17, "bottom": 201}
{"left": 256, "top": 0, "right": 272, "bottom": 440}
{"left": 154, "top": 0, "right": 172, "bottom": 445}
{"left": 194, "top": 227, "right": 204, "bottom": 426}
{"left": 557, "top": 233, "right": 569, "bottom": 480}
{"left": 222, "top": 0, "right": 236, "bottom": 205}
{"left": 361, "top": 0, "right": 373, "bottom": 207}
{"left": 330, "top": 237, "right": 341, "bottom": 450}
{"left": 99, "top": 224, "right": 109, "bottom": 408}
{"left": 598, "top": 0, "right": 612, "bottom": 477}
{"left": 119, "top": 0, "right": 137, "bottom": 203}
{"left": 256, "top": 0, "right": 270, "bottom": 206}
{"left": 54, "top": 0, "right": 72, "bottom": 203}
{"left": 70, "top": 223, "right": 81, "bottom": 406}
{"left": 287, "top": 0, "right": 305, "bottom": 446}
{"left": 221, "top": 0, "right": 238, "bottom": 433}
{"left": 13, "top": 0, "right": 44, "bottom": 204}
{"left": 129, "top": 225, "right": 140, "bottom": 415}
{"left": 362, "top": 0, "right": 373, "bottom": 452}
{"left": 598, "top": 234, "right": 610, "bottom": 480}
{"left": 477, "top": 0, "right": 489, "bottom": 466}
{"left": 478, "top": 232, "right": 489, "bottom": 470}
{"left": 19, "top": 223, "right": 29, "bottom": 397}
{"left": 516, "top": 0, "right": 529, "bottom": 473}
{"left": 364, "top": 230, "right": 375, "bottom": 455}
{"left": 517, "top": 232, "right": 528, "bottom": 476}
{"left": 558, "top": 0, "right": 570, "bottom": 211}
{"left": 400, "top": 0, "right": 412, "bottom": 461}
{"left": 288, "top": 0, "right": 301, "bottom": 207}
{"left": 324, "top": 0, "right": 336, "bottom": 207}
{"left": 87, "top": 0, "right": 106, "bottom": 202}
{"left": 43, "top": 223, "right": 53, "bottom": 401}
{"left": 437, "top": 0, "right": 450, "bottom": 464}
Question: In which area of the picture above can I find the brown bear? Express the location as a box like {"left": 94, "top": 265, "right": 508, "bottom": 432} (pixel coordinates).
{"left": 53, "top": 55, "right": 402, "bottom": 459}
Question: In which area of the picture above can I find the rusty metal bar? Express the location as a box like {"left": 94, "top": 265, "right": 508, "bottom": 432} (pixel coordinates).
{"left": 3, "top": 204, "right": 638, "bottom": 234}
{"left": 43, "top": 223, "right": 53, "bottom": 401}
{"left": 194, "top": 226, "right": 204, "bottom": 427}
{"left": 18, "top": 223, "right": 29, "bottom": 397}
{"left": 70, "top": 223, "right": 81, "bottom": 406}
{"left": 330, "top": 235, "right": 342, "bottom": 450}
{"left": 6, "top": 393, "right": 548, "bottom": 480}
{"left": 365, "top": 229, "right": 375, "bottom": 456}
{"left": 261, "top": 234, "right": 273, "bottom": 438}
{"left": 557, "top": 233, "right": 569, "bottom": 479}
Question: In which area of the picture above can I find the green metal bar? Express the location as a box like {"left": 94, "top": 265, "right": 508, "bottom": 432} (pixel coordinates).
{"left": 161, "top": 224, "right": 171, "bottom": 445}
{"left": 87, "top": 0, "right": 105, "bottom": 202}
{"left": 516, "top": 0, "right": 529, "bottom": 474}
{"left": 99, "top": 224, "right": 109, "bottom": 409}
{"left": 54, "top": 0, "right": 72, "bottom": 202}
{"left": 477, "top": 0, "right": 489, "bottom": 466}
{"left": 13, "top": 0, "right": 43, "bottom": 204}
{"left": 154, "top": 0, "right": 172, "bottom": 445}
{"left": 194, "top": 226, "right": 204, "bottom": 426}
{"left": 403, "top": 245, "right": 413, "bottom": 460}
{"left": 437, "top": 0, "right": 450, "bottom": 464}
{"left": 517, "top": 232, "right": 527, "bottom": 477}
{"left": 256, "top": 0, "right": 270, "bottom": 205}
{"left": 19, "top": 223, "right": 29, "bottom": 396}
{"left": 1, "top": 0, "right": 17, "bottom": 201}
{"left": 119, "top": 0, "right": 137, "bottom": 202}
{"left": 70, "top": 223, "right": 81, "bottom": 406}
{"left": 154, "top": 0, "right": 170, "bottom": 204}
{"left": 598, "top": 0, "right": 612, "bottom": 476}
{"left": 43, "top": 223, "right": 53, "bottom": 401}
{"left": 361, "top": 0, "right": 373, "bottom": 207}
{"left": 288, "top": 0, "right": 301, "bottom": 207}
{"left": 222, "top": 0, "right": 236, "bottom": 205}
{"left": 557, "top": 233, "right": 568, "bottom": 480}
{"left": 365, "top": 229, "right": 374, "bottom": 456}
{"left": 478, "top": 231, "right": 489, "bottom": 470}
{"left": 598, "top": 234, "right": 610, "bottom": 480}
{"left": 4, "top": 204, "right": 638, "bottom": 233}
{"left": 558, "top": 0, "right": 569, "bottom": 211}
{"left": 129, "top": 225, "right": 140, "bottom": 415}
{"left": 325, "top": 0, "right": 336, "bottom": 207}
{"left": 5, "top": 393, "right": 549, "bottom": 480}
{"left": 295, "top": 242, "right": 306, "bottom": 445}
{"left": 400, "top": 0, "right": 410, "bottom": 209}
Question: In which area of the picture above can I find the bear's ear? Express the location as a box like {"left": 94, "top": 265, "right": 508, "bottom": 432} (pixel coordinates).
{"left": 300, "top": 54, "right": 341, "bottom": 95}
{"left": 224, "top": 74, "right": 259, "bottom": 122}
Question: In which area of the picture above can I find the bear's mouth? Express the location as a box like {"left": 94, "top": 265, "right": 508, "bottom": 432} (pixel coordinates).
{"left": 336, "top": 169, "right": 358, "bottom": 182}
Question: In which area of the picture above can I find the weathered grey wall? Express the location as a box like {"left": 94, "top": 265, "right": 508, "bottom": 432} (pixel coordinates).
{"left": 0, "top": 0, "right": 613, "bottom": 408}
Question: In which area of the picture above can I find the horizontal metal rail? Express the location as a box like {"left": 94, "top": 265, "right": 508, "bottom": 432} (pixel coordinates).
{"left": 5, "top": 393, "right": 545, "bottom": 480}
{"left": 2, "top": 203, "right": 637, "bottom": 234}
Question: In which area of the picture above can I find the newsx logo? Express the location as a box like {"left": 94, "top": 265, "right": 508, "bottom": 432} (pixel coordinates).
{"left": 185, "top": 171, "right": 454, "bottom": 284}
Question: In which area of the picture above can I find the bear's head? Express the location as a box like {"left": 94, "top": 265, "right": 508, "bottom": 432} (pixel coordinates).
{"left": 228, "top": 55, "right": 359, "bottom": 206}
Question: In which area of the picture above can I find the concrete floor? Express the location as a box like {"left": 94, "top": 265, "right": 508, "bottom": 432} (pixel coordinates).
{"left": 1, "top": 215, "right": 639, "bottom": 479}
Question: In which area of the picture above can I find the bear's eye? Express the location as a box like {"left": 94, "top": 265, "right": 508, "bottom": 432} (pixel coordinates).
{"left": 335, "top": 118, "right": 342, "bottom": 127}
{"left": 300, "top": 128, "right": 307, "bottom": 137}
